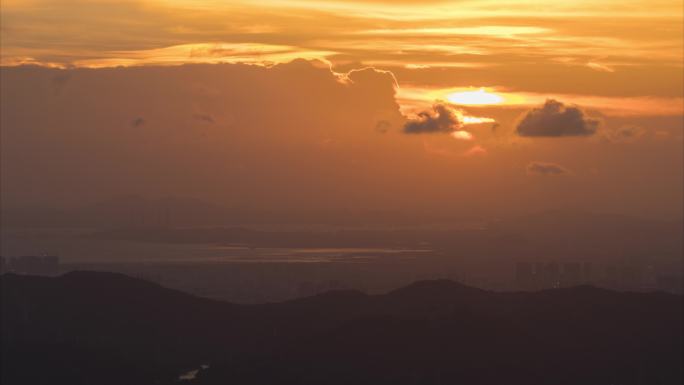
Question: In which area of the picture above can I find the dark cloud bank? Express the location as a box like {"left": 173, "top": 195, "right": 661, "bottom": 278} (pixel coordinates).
{"left": 517, "top": 99, "right": 600, "bottom": 137}
{"left": 0, "top": 60, "right": 407, "bottom": 209}
{"left": 403, "top": 103, "right": 463, "bottom": 134}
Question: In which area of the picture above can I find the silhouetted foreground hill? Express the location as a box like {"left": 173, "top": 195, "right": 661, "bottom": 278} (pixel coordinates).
{"left": 2, "top": 272, "right": 682, "bottom": 385}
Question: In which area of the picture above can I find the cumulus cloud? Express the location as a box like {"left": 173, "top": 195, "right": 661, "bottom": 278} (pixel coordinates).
{"left": 516, "top": 99, "right": 600, "bottom": 137}
{"left": 526, "top": 161, "right": 571, "bottom": 176}
{"left": 404, "top": 103, "right": 463, "bottom": 134}
{"left": 346, "top": 67, "right": 399, "bottom": 90}
{"left": 0, "top": 60, "right": 407, "bottom": 209}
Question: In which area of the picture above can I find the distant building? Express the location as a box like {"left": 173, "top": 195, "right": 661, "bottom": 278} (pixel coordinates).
{"left": 515, "top": 259, "right": 681, "bottom": 294}
{"left": 545, "top": 262, "right": 560, "bottom": 288}
{"left": 656, "top": 274, "right": 683, "bottom": 294}
{"left": 515, "top": 262, "right": 533, "bottom": 290}
{"left": 516, "top": 260, "right": 595, "bottom": 290}
{"left": 562, "top": 262, "right": 582, "bottom": 287}
{"left": 581, "top": 262, "right": 593, "bottom": 284}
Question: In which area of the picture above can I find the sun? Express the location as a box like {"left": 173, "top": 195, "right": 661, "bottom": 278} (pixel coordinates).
{"left": 447, "top": 88, "right": 504, "bottom": 105}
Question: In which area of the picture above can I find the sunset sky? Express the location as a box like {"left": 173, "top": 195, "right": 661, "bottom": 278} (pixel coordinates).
{"left": 1, "top": 0, "right": 682, "bottom": 220}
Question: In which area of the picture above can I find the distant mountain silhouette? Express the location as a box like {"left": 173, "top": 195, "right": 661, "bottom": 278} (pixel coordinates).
{"left": 2, "top": 272, "right": 682, "bottom": 385}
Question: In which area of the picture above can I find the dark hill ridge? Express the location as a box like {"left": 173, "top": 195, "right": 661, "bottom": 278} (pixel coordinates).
{"left": 1, "top": 271, "right": 682, "bottom": 385}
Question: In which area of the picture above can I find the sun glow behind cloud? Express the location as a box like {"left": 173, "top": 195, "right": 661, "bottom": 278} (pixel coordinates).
{"left": 447, "top": 88, "right": 504, "bottom": 106}
{"left": 397, "top": 85, "right": 684, "bottom": 117}
{"left": 462, "top": 116, "right": 496, "bottom": 124}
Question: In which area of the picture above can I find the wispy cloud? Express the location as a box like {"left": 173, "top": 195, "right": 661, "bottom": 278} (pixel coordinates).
{"left": 1, "top": 0, "right": 682, "bottom": 120}
{"left": 71, "top": 43, "right": 336, "bottom": 68}
{"left": 357, "top": 26, "right": 552, "bottom": 38}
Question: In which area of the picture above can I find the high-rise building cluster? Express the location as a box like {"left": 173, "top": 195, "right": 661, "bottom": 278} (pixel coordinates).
{"left": 515, "top": 260, "right": 680, "bottom": 293}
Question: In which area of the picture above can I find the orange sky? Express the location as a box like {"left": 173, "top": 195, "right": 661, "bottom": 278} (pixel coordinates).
{"left": 2, "top": 1, "right": 683, "bottom": 102}
{"left": 2, "top": 1, "right": 683, "bottom": 111}
{"left": 1, "top": 0, "right": 682, "bottom": 219}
